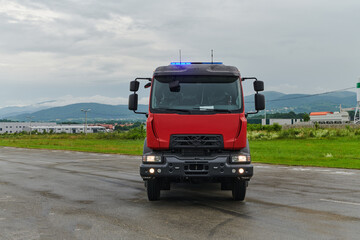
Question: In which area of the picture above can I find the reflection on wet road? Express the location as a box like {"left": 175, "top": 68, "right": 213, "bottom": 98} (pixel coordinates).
{"left": 0, "top": 147, "right": 359, "bottom": 239}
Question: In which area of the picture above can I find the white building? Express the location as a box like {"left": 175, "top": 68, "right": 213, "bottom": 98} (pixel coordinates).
{"left": 261, "top": 119, "right": 302, "bottom": 125}
{"left": 28, "top": 125, "right": 105, "bottom": 134}
{"left": 0, "top": 122, "right": 56, "bottom": 134}
{"left": 0, "top": 122, "right": 105, "bottom": 134}
{"left": 309, "top": 111, "right": 350, "bottom": 124}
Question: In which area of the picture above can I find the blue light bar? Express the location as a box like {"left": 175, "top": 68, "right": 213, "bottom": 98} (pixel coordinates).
{"left": 170, "top": 62, "right": 223, "bottom": 65}
{"left": 171, "top": 62, "right": 191, "bottom": 65}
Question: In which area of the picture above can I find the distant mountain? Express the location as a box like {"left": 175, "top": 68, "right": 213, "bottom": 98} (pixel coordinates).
{"left": 245, "top": 91, "right": 356, "bottom": 113}
{"left": 0, "top": 105, "right": 50, "bottom": 118}
{"left": 7, "top": 103, "right": 148, "bottom": 122}
{"left": 5, "top": 91, "right": 357, "bottom": 121}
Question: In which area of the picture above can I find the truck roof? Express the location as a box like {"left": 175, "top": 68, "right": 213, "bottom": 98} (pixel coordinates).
{"left": 153, "top": 62, "right": 240, "bottom": 77}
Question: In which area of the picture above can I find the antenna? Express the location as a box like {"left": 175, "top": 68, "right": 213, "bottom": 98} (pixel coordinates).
{"left": 179, "top": 49, "right": 181, "bottom": 63}
{"left": 211, "top": 49, "right": 214, "bottom": 64}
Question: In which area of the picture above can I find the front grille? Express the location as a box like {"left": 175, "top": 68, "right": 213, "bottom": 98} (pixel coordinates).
{"left": 170, "top": 135, "right": 223, "bottom": 149}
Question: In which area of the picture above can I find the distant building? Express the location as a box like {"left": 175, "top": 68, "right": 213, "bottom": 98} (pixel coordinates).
{"left": 0, "top": 122, "right": 105, "bottom": 134}
{"left": 261, "top": 119, "right": 302, "bottom": 125}
{"left": 310, "top": 111, "right": 350, "bottom": 124}
{"left": 91, "top": 124, "right": 114, "bottom": 132}
{"left": 28, "top": 125, "right": 105, "bottom": 134}
{"left": 0, "top": 122, "right": 56, "bottom": 134}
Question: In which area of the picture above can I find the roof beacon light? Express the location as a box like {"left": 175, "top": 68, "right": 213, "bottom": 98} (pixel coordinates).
{"left": 170, "top": 62, "right": 223, "bottom": 65}
{"left": 171, "top": 62, "right": 191, "bottom": 65}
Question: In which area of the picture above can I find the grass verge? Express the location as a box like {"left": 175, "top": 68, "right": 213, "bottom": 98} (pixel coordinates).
{"left": 0, "top": 135, "right": 144, "bottom": 155}
{"left": 0, "top": 134, "right": 359, "bottom": 169}
{"left": 250, "top": 138, "right": 360, "bottom": 169}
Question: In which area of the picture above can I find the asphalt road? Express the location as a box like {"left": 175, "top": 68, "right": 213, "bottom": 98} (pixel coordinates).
{"left": 0, "top": 147, "right": 359, "bottom": 240}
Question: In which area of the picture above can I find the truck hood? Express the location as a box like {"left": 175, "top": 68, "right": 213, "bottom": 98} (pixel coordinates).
{"left": 152, "top": 113, "right": 242, "bottom": 149}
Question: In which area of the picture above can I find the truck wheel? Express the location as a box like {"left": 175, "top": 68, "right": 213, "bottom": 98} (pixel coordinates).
{"left": 146, "top": 179, "right": 161, "bottom": 201}
{"left": 232, "top": 179, "right": 246, "bottom": 201}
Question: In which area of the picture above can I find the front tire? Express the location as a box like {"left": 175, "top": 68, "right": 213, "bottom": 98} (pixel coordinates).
{"left": 232, "top": 179, "right": 246, "bottom": 201}
{"left": 146, "top": 178, "right": 161, "bottom": 201}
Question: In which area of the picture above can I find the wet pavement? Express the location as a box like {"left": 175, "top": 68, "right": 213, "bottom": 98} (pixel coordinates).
{"left": 0, "top": 147, "right": 359, "bottom": 240}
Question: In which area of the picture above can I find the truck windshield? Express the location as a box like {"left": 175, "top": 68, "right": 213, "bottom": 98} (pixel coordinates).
{"left": 150, "top": 76, "right": 242, "bottom": 113}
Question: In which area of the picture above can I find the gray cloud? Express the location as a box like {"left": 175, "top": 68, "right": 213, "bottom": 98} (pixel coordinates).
{"left": 0, "top": 0, "right": 359, "bottom": 108}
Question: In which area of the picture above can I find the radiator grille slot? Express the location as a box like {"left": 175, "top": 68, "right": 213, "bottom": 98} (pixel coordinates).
{"left": 170, "top": 135, "right": 223, "bottom": 149}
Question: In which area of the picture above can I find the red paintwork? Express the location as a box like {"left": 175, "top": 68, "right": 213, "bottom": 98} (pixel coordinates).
{"left": 146, "top": 113, "right": 247, "bottom": 150}
{"left": 146, "top": 78, "right": 247, "bottom": 151}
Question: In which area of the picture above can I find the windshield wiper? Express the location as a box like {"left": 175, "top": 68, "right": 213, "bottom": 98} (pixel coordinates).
{"left": 155, "top": 108, "right": 192, "bottom": 113}
{"left": 192, "top": 108, "right": 233, "bottom": 113}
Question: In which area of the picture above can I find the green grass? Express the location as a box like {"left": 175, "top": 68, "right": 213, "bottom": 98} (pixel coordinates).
{"left": 250, "top": 138, "right": 360, "bottom": 169}
{"left": 0, "top": 133, "right": 360, "bottom": 169}
{"left": 0, "top": 135, "right": 144, "bottom": 155}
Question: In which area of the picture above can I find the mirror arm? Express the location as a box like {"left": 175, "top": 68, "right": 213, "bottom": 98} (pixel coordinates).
{"left": 245, "top": 110, "right": 259, "bottom": 118}
{"left": 241, "top": 77, "right": 258, "bottom": 82}
{"left": 133, "top": 110, "right": 148, "bottom": 117}
{"left": 135, "top": 77, "right": 152, "bottom": 82}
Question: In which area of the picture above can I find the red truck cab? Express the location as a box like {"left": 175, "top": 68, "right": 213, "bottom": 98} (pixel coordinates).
{"left": 128, "top": 62, "right": 265, "bottom": 201}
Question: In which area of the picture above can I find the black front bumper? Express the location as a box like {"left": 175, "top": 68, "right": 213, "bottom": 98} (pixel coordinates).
{"left": 140, "top": 155, "right": 253, "bottom": 180}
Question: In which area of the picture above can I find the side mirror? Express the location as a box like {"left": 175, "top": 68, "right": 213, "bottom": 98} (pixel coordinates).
{"left": 130, "top": 81, "right": 140, "bottom": 92}
{"left": 128, "top": 93, "right": 138, "bottom": 111}
{"left": 169, "top": 80, "right": 180, "bottom": 92}
{"left": 255, "top": 93, "right": 265, "bottom": 111}
{"left": 254, "top": 81, "right": 264, "bottom": 92}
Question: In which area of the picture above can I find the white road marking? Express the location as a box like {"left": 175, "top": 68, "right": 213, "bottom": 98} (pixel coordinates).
{"left": 333, "top": 171, "right": 354, "bottom": 175}
{"left": 320, "top": 199, "right": 360, "bottom": 206}
{"left": 316, "top": 169, "right": 331, "bottom": 172}
{"left": 292, "top": 168, "right": 311, "bottom": 171}
{"left": 0, "top": 195, "right": 14, "bottom": 202}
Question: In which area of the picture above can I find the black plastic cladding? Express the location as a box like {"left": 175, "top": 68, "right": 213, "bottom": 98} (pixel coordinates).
{"left": 153, "top": 63, "right": 241, "bottom": 77}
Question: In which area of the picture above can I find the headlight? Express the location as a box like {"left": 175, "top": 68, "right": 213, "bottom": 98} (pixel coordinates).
{"left": 231, "top": 155, "right": 250, "bottom": 163}
{"left": 142, "top": 155, "right": 162, "bottom": 163}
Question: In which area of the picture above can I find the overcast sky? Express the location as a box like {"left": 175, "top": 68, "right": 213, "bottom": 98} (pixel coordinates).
{"left": 0, "top": 0, "right": 359, "bottom": 108}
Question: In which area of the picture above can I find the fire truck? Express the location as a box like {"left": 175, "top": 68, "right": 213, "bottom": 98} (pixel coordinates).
{"left": 128, "top": 62, "right": 265, "bottom": 201}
